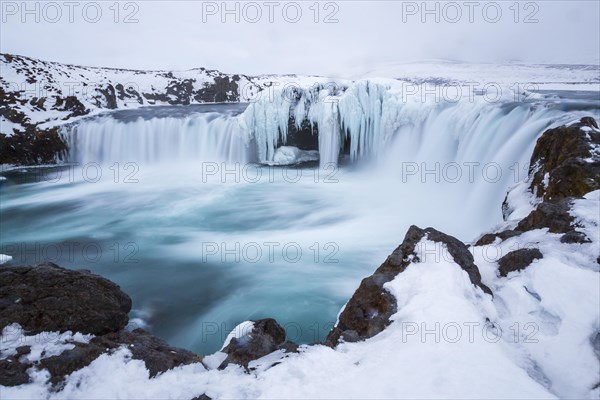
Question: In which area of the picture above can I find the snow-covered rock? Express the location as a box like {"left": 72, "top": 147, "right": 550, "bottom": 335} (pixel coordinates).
{"left": 270, "top": 146, "right": 319, "bottom": 165}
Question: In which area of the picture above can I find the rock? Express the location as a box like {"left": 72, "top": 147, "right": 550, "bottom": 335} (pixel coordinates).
{"left": 474, "top": 230, "right": 521, "bottom": 246}
{"left": 190, "top": 395, "right": 212, "bottom": 400}
{"left": 39, "top": 328, "right": 202, "bottom": 386}
{"left": 527, "top": 117, "right": 600, "bottom": 201}
{"left": 560, "top": 231, "right": 591, "bottom": 244}
{"left": 0, "top": 127, "right": 68, "bottom": 165}
{"left": 96, "top": 329, "right": 203, "bottom": 377}
{"left": 326, "top": 226, "right": 491, "bottom": 346}
{"left": 220, "top": 319, "right": 294, "bottom": 369}
{"left": 592, "top": 331, "right": 600, "bottom": 360}
{"left": 0, "top": 356, "right": 31, "bottom": 386}
{"left": 0, "top": 263, "right": 131, "bottom": 335}
{"left": 282, "top": 117, "right": 320, "bottom": 152}
{"left": 497, "top": 248, "right": 544, "bottom": 277}
{"left": 516, "top": 198, "right": 575, "bottom": 234}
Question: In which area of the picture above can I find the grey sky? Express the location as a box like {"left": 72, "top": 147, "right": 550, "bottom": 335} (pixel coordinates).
{"left": 1, "top": 1, "right": 598, "bottom": 76}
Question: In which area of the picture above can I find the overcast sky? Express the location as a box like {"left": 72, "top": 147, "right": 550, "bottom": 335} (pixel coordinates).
{"left": 1, "top": 1, "right": 598, "bottom": 76}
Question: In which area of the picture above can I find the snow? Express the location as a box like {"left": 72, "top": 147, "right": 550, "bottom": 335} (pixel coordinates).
{"left": 502, "top": 178, "right": 540, "bottom": 222}
{"left": 202, "top": 352, "right": 227, "bottom": 370}
{"left": 220, "top": 321, "right": 255, "bottom": 351}
{"left": 1, "top": 324, "right": 93, "bottom": 362}
{"left": 0, "top": 254, "right": 12, "bottom": 264}
{"left": 472, "top": 190, "right": 600, "bottom": 399}
{"left": 3, "top": 240, "right": 568, "bottom": 399}
{"left": 344, "top": 61, "right": 600, "bottom": 92}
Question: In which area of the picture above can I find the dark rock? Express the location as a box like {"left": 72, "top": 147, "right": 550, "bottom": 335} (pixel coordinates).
{"left": 516, "top": 198, "right": 575, "bottom": 234}
{"left": 0, "top": 356, "right": 31, "bottom": 386}
{"left": 220, "top": 318, "right": 293, "bottom": 369}
{"left": 0, "top": 127, "right": 68, "bottom": 165}
{"left": 0, "top": 263, "right": 131, "bottom": 335}
{"left": 560, "top": 231, "right": 591, "bottom": 244}
{"left": 96, "top": 329, "right": 203, "bottom": 377}
{"left": 38, "top": 342, "right": 106, "bottom": 386}
{"left": 592, "top": 331, "right": 600, "bottom": 360}
{"left": 527, "top": 117, "right": 600, "bottom": 201}
{"left": 190, "top": 395, "right": 212, "bottom": 400}
{"left": 580, "top": 116, "right": 599, "bottom": 129}
{"left": 281, "top": 117, "right": 319, "bottom": 152}
{"left": 91, "top": 85, "right": 118, "bottom": 109}
{"left": 475, "top": 230, "right": 521, "bottom": 246}
{"left": 15, "top": 346, "right": 31, "bottom": 356}
{"left": 497, "top": 248, "right": 544, "bottom": 277}
{"left": 326, "top": 225, "right": 491, "bottom": 346}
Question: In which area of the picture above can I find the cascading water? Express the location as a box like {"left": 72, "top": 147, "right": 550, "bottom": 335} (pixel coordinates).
{"left": 3, "top": 82, "right": 598, "bottom": 355}
{"left": 62, "top": 107, "right": 255, "bottom": 165}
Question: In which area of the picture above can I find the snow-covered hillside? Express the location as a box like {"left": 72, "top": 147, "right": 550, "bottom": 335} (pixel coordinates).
{"left": 0, "top": 53, "right": 260, "bottom": 134}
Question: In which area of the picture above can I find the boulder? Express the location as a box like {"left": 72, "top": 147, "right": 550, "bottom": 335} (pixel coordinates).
{"left": 497, "top": 248, "right": 544, "bottom": 277}
{"left": 527, "top": 117, "right": 600, "bottom": 201}
{"left": 220, "top": 318, "right": 296, "bottom": 369}
{"left": 0, "top": 263, "right": 131, "bottom": 335}
{"left": 516, "top": 198, "right": 575, "bottom": 234}
{"left": 474, "top": 230, "right": 521, "bottom": 246}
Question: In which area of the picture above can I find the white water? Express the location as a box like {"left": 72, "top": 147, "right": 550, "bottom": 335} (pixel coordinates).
{"left": 64, "top": 112, "right": 254, "bottom": 165}
{"left": 3, "top": 85, "right": 598, "bottom": 354}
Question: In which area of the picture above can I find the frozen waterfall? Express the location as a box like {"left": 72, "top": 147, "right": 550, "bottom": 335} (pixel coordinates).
{"left": 62, "top": 81, "right": 598, "bottom": 171}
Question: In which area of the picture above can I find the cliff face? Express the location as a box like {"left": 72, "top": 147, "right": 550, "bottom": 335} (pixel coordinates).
{"left": 0, "top": 53, "right": 269, "bottom": 165}
{"left": 0, "top": 53, "right": 255, "bottom": 131}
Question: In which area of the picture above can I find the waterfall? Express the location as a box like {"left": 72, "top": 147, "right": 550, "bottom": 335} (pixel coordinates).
{"left": 62, "top": 112, "right": 255, "bottom": 165}
{"left": 62, "top": 82, "right": 598, "bottom": 172}
{"left": 243, "top": 81, "right": 599, "bottom": 169}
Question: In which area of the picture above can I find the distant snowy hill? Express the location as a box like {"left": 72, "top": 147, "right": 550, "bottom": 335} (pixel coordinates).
{"left": 0, "top": 53, "right": 262, "bottom": 134}
{"left": 2, "top": 54, "right": 598, "bottom": 137}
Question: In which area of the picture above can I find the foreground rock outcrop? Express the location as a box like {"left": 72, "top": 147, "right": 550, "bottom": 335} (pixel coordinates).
{"left": 493, "top": 117, "right": 600, "bottom": 244}
{"left": 527, "top": 116, "right": 599, "bottom": 201}
{"left": 0, "top": 263, "right": 296, "bottom": 388}
{"left": 326, "top": 226, "right": 492, "bottom": 345}
{"left": 0, "top": 263, "right": 206, "bottom": 387}
{"left": 0, "top": 262, "right": 131, "bottom": 335}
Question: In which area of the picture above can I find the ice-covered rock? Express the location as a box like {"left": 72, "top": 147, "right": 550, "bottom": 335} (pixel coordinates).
{"left": 220, "top": 318, "right": 297, "bottom": 369}
{"left": 271, "top": 146, "right": 319, "bottom": 165}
